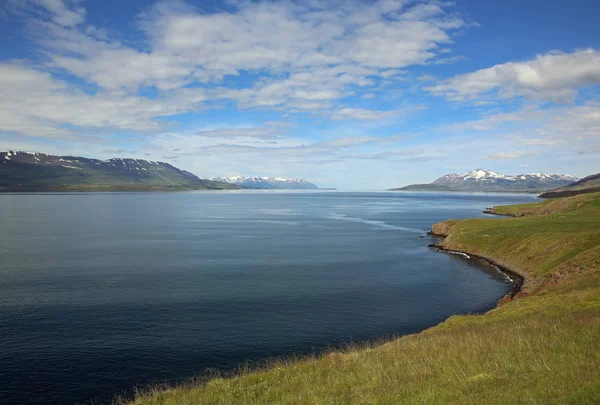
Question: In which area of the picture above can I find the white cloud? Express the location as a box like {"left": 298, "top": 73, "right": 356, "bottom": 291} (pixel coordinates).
{"left": 0, "top": 0, "right": 468, "bottom": 139}
{"left": 430, "top": 55, "right": 466, "bottom": 65}
{"left": 432, "top": 101, "right": 600, "bottom": 178}
{"left": 153, "top": 127, "right": 307, "bottom": 152}
{"left": 448, "top": 107, "right": 545, "bottom": 132}
{"left": 0, "top": 63, "right": 207, "bottom": 137}
{"left": 24, "top": 0, "right": 464, "bottom": 95}
{"left": 380, "top": 69, "right": 406, "bottom": 78}
{"left": 194, "top": 127, "right": 284, "bottom": 140}
{"left": 487, "top": 151, "right": 540, "bottom": 160}
{"left": 427, "top": 49, "right": 600, "bottom": 103}
{"left": 517, "top": 137, "right": 566, "bottom": 146}
{"left": 3, "top": 0, "right": 598, "bottom": 188}
{"left": 319, "top": 136, "right": 378, "bottom": 148}
{"left": 452, "top": 102, "right": 600, "bottom": 144}
{"left": 548, "top": 103, "right": 600, "bottom": 140}
{"left": 330, "top": 108, "right": 399, "bottom": 121}
{"left": 346, "top": 148, "right": 438, "bottom": 162}
{"left": 51, "top": 48, "right": 196, "bottom": 91}
{"left": 8, "top": 0, "right": 85, "bottom": 27}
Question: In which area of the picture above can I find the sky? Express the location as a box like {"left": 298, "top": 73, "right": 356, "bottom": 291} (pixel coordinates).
{"left": 0, "top": 0, "right": 599, "bottom": 189}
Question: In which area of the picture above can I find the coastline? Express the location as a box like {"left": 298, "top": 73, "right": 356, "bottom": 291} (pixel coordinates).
{"left": 429, "top": 244, "right": 525, "bottom": 299}
{"left": 125, "top": 192, "right": 600, "bottom": 405}
{"left": 482, "top": 208, "right": 516, "bottom": 216}
{"left": 120, "top": 236, "right": 530, "bottom": 403}
{"left": 428, "top": 207, "right": 527, "bottom": 301}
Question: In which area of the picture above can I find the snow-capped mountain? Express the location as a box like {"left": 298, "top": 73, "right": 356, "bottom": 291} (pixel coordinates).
{"left": 211, "top": 176, "right": 318, "bottom": 189}
{"left": 0, "top": 151, "right": 237, "bottom": 190}
{"left": 433, "top": 169, "right": 577, "bottom": 188}
{"left": 393, "top": 169, "right": 578, "bottom": 192}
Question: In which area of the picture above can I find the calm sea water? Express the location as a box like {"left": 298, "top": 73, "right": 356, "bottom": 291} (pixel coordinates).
{"left": 0, "top": 191, "right": 537, "bottom": 404}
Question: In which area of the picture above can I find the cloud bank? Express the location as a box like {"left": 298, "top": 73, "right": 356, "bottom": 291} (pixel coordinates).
{"left": 426, "top": 49, "right": 600, "bottom": 103}
{"left": 0, "top": 0, "right": 598, "bottom": 188}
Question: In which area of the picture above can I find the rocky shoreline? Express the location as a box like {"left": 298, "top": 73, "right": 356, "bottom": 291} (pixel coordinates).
{"left": 429, "top": 244, "right": 524, "bottom": 301}
{"left": 427, "top": 216, "right": 528, "bottom": 306}
{"left": 483, "top": 207, "right": 513, "bottom": 216}
{"left": 482, "top": 206, "right": 529, "bottom": 217}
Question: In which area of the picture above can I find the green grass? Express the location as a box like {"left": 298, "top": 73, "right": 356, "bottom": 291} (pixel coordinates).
{"left": 123, "top": 193, "right": 600, "bottom": 405}
{"left": 439, "top": 193, "right": 600, "bottom": 287}
{"left": 488, "top": 193, "right": 599, "bottom": 217}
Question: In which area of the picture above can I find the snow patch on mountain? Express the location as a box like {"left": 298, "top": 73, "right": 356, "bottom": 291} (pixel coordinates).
{"left": 435, "top": 169, "right": 577, "bottom": 185}
{"left": 210, "top": 176, "right": 318, "bottom": 189}
{"left": 396, "top": 168, "right": 578, "bottom": 192}
{"left": 0, "top": 150, "right": 240, "bottom": 189}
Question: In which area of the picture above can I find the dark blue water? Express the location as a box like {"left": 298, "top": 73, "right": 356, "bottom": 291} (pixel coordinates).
{"left": 0, "top": 191, "right": 537, "bottom": 404}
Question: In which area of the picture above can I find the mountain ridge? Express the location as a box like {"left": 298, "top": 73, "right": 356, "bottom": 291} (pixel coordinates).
{"left": 390, "top": 169, "right": 578, "bottom": 193}
{"left": 539, "top": 172, "right": 600, "bottom": 198}
{"left": 210, "top": 176, "right": 319, "bottom": 189}
{"left": 0, "top": 150, "right": 238, "bottom": 191}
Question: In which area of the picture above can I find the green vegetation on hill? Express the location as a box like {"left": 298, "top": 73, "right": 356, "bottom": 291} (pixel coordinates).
{"left": 124, "top": 193, "right": 600, "bottom": 405}
{"left": 484, "top": 193, "right": 596, "bottom": 217}
{"left": 434, "top": 192, "right": 600, "bottom": 291}
{"left": 540, "top": 173, "right": 600, "bottom": 198}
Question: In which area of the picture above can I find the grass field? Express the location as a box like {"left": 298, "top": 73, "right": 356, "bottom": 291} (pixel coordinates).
{"left": 123, "top": 193, "right": 600, "bottom": 405}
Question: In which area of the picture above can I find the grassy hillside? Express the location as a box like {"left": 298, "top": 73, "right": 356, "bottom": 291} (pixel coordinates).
{"left": 124, "top": 193, "right": 600, "bottom": 405}
{"left": 434, "top": 192, "right": 600, "bottom": 292}
{"left": 483, "top": 192, "right": 597, "bottom": 217}
{"left": 540, "top": 173, "right": 600, "bottom": 198}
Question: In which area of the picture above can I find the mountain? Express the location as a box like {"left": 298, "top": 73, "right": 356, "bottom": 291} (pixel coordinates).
{"left": 539, "top": 173, "right": 600, "bottom": 198}
{"left": 212, "top": 176, "right": 318, "bottom": 189}
{"left": 0, "top": 151, "right": 238, "bottom": 191}
{"left": 390, "top": 169, "right": 578, "bottom": 193}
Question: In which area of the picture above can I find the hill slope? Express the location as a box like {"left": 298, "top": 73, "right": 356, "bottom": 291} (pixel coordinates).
{"left": 539, "top": 172, "right": 600, "bottom": 198}
{"left": 0, "top": 151, "right": 237, "bottom": 191}
{"left": 391, "top": 169, "right": 577, "bottom": 192}
{"left": 124, "top": 193, "right": 600, "bottom": 405}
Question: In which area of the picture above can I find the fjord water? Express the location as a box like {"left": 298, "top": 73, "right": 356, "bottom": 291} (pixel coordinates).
{"left": 0, "top": 191, "right": 537, "bottom": 404}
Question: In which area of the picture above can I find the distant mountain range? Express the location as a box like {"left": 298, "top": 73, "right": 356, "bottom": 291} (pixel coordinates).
{"left": 210, "top": 176, "right": 318, "bottom": 189}
{"left": 0, "top": 151, "right": 321, "bottom": 191}
{"left": 539, "top": 173, "right": 600, "bottom": 198}
{"left": 0, "top": 151, "right": 237, "bottom": 191}
{"left": 390, "top": 169, "right": 578, "bottom": 193}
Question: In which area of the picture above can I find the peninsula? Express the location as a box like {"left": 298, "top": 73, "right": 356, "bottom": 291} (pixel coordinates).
{"left": 124, "top": 192, "right": 600, "bottom": 404}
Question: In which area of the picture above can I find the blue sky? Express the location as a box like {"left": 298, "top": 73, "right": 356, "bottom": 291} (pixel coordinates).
{"left": 0, "top": 0, "right": 599, "bottom": 189}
